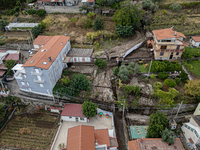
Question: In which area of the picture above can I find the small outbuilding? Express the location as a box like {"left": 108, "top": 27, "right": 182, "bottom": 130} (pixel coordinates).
{"left": 191, "top": 36, "right": 200, "bottom": 47}
{"left": 61, "top": 104, "right": 88, "bottom": 122}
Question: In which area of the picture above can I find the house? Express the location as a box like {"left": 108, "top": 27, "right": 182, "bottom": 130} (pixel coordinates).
{"left": 3, "top": 54, "right": 19, "bottom": 62}
{"left": 128, "top": 138, "right": 185, "bottom": 150}
{"left": 12, "top": 35, "right": 71, "bottom": 96}
{"left": 63, "top": 48, "right": 93, "bottom": 63}
{"left": 67, "top": 125, "right": 118, "bottom": 150}
{"left": 181, "top": 116, "right": 200, "bottom": 149}
{"left": 61, "top": 104, "right": 88, "bottom": 122}
{"left": 129, "top": 125, "right": 148, "bottom": 139}
{"left": 190, "top": 36, "right": 200, "bottom": 47}
{"left": 151, "top": 27, "right": 187, "bottom": 60}
{"left": 81, "top": 0, "right": 95, "bottom": 6}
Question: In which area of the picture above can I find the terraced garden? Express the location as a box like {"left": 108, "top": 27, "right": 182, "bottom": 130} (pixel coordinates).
{"left": 0, "top": 113, "right": 59, "bottom": 150}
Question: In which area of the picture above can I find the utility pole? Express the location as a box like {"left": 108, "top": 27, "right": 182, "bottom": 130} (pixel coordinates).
{"left": 122, "top": 98, "right": 125, "bottom": 117}
{"left": 174, "top": 101, "right": 183, "bottom": 119}
{"left": 148, "top": 59, "right": 152, "bottom": 78}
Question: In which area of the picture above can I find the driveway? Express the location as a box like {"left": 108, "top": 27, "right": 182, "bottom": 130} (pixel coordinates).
{"left": 53, "top": 115, "right": 113, "bottom": 150}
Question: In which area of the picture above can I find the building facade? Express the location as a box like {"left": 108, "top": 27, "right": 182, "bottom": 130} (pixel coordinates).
{"left": 12, "top": 35, "right": 71, "bottom": 96}
{"left": 152, "top": 28, "right": 187, "bottom": 60}
{"left": 190, "top": 36, "right": 200, "bottom": 47}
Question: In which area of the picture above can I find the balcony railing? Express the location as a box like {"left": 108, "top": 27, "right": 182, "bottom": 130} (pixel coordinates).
{"left": 31, "top": 71, "right": 42, "bottom": 76}
{"left": 14, "top": 70, "right": 23, "bottom": 80}
{"left": 33, "top": 78, "right": 44, "bottom": 84}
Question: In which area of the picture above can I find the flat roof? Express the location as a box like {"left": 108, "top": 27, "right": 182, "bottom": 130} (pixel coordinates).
{"left": 130, "top": 126, "right": 148, "bottom": 139}
{"left": 6, "top": 23, "right": 39, "bottom": 28}
{"left": 67, "top": 48, "right": 93, "bottom": 57}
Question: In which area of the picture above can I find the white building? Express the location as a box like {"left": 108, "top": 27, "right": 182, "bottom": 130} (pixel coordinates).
{"left": 182, "top": 116, "right": 200, "bottom": 149}
{"left": 61, "top": 104, "right": 88, "bottom": 122}
{"left": 190, "top": 36, "right": 200, "bottom": 47}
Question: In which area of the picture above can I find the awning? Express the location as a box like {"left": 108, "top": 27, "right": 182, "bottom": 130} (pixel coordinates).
{"left": 63, "top": 57, "right": 72, "bottom": 63}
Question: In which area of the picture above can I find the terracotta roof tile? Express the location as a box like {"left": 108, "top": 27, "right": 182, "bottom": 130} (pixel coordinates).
{"left": 153, "top": 28, "right": 186, "bottom": 40}
{"left": 0, "top": 70, "right": 6, "bottom": 76}
{"left": 0, "top": 64, "right": 8, "bottom": 70}
{"left": 67, "top": 125, "right": 95, "bottom": 150}
{"left": 87, "top": 0, "right": 95, "bottom": 2}
{"left": 33, "top": 35, "right": 53, "bottom": 45}
{"left": 23, "top": 35, "right": 70, "bottom": 69}
{"left": 61, "top": 104, "right": 86, "bottom": 117}
{"left": 191, "top": 36, "right": 200, "bottom": 42}
{"left": 95, "top": 129, "right": 110, "bottom": 146}
{"left": 4, "top": 54, "right": 19, "bottom": 61}
{"left": 128, "top": 140, "right": 139, "bottom": 150}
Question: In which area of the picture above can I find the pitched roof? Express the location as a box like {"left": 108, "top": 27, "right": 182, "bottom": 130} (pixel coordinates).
{"left": 67, "top": 48, "right": 93, "bottom": 57}
{"left": 191, "top": 36, "right": 200, "bottom": 42}
{"left": 153, "top": 28, "right": 186, "bottom": 40}
{"left": 128, "top": 138, "right": 185, "bottom": 150}
{"left": 3, "top": 54, "right": 19, "bottom": 61}
{"left": 61, "top": 104, "right": 86, "bottom": 117}
{"left": 33, "top": 35, "right": 53, "bottom": 45}
{"left": 67, "top": 125, "right": 95, "bottom": 150}
{"left": 95, "top": 129, "right": 110, "bottom": 146}
{"left": 0, "top": 70, "right": 6, "bottom": 76}
{"left": 0, "top": 64, "right": 8, "bottom": 70}
{"left": 23, "top": 35, "right": 70, "bottom": 70}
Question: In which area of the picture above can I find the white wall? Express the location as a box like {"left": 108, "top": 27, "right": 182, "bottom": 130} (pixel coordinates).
{"left": 182, "top": 125, "right": 198, "bottom": 145}
{"left": 70, "top": 57, "right": 91, "bottom": 63}
{"left": 61, "top": 116, "right": 87, "bottom": 122}
{"left": 51, "top": 109, "right": 60, "bottom": 114}
{"left": 190, "top": 117, "right": 199, "bottom": 127}
{"left": 194, "top": 42, "right": 200, "bottom": 47}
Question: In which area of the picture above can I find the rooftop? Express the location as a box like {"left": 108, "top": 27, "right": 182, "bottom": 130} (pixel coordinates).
{"left": 0, "top": 64, "right": 8, "bottom": 70}
{"left": 0, "top": 70, "right": 6, "bottom": 76}
{"left": 130, "top": 126, "right": 148, "bottom": 139}
{"left": 128, "top": 138, "right": 185, "bottom": 150}
{"left": 67, "top": 125, "right": 95, "bottom": 150}
{"left": 33, "top": 35, "right": 53, "bottom": 45}
{"left": 61, "top": 104, "right": 85, "bottom": 117}
{"left": 3, "top": 54, "right": 19, "bottom": 61}
{"left": 6, "top": 23, "right": 39, "bottom": 28}
{"left": 95, "top": 129, "right": 110, "bottom": 146}
{"left": 23, "top": 35, "right": 70, "bottom": 70}
{"left": 153, "top": 28, "right": 186, "bottom": 40}
{"left": 191, "top": 36, "right": 200, "bottom": 42}
{"left": 67, "top": 48, "right": 93, "bottom": 57}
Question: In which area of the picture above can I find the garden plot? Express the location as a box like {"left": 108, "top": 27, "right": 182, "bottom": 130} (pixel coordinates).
{"left": 0, "top": 113, "right": 59, "bottom": 150}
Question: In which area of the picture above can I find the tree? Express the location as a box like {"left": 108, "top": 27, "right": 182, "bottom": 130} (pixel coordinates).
{"left": 147, "top": 111, "right": 168, "bottom": 138}
{"left": 182, "top": 47, "right": 194, "bottom": 59}
{"left": 93, "top": 16, "right": 103, "bottom": 31}
{"left": 4, "top": 59, "right": 16, "bottom": 69}
{"left": 31, "top": 26, "right": 42, "bottom": 38}
{"left": 113, "top": 0, "right": 143, "bottom": 30}
{"left": 0, "top": 19, "right": 9, "bottom": 31}
{"left": 118, "top": 64, "right": 129, "bottom": 82}
{"left": 164, "top": 79, "right": 176, "bottom": 88}
{"left": 36, "top": 9, "right": 46, "bottom": 17}
{"left": 39, "top": 21, "right": 46, "bottom": 29}
{"left": 179, "top": 70, "right": 189, "bottom": 82}
{"left": 185, "top": 80, "right": 200, "bottom": 97}
{"left": 169, "top": 3, "right": 182, "bottom": 12}
{"left": 96, "top": 0, "right": 104, "bottom": 6}
{"left": 82, "top": 101, "right": 98, "bottom": 117}
{"left": 95, "top": 58, "right": 107, "bottom": 69}
{"left": 127, "top": 62, "right": 139, "bottom": 73}
{"left": 27, "top": 9, "right": 36, "bottom": 15}
{"left": 142, "top": 0, "right": 152, "bottom": 10}
{"left": 113, "top": 67, "right": 119, "bottom": 75}
{"left": 115, "top": 25, "right": 133, "bottom": 37}
{"left": 70, "top": 74, "right": 91, "bottom": 91}
{"left": 158, "top": 72, "right": 169, "bottom": 80}
{"left": 161, "top": 128, "right": 175, "bottom": 144}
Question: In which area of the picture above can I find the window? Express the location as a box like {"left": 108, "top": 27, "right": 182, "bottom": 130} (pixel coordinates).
{"left": 161, "top": 45, "right": 167, "bottom": 49}
{"left": 21, "top": 82, "right": 25, "bottom": 85}
{"left": 176, "top": 52, "right": 179, "bottom": 55}
{"left": 43, "top": 62, "right": 48, "bottom": 65}
{"left": 80, "top": 117, "right": 84, "bottom": 120}
{"left": 160, "top": 52, "right": 164, "bottom": 56}
{"left": 185, "top": 124, "right": 188, "bottom": 128}
{"left": 161, "top": 40, "right": 171, "bottom": 42}
{"left": 30, "top": 61, "right": 34, "bottom": 63}
{"left": 176, "top": 45, "right": 180, "bottom": 50}
{"left": 40, "top": 84, "right": 44, "bottom": 87}
{"left": 190, "top": 128, "right": 194, "bottom": 132}
{"left": 195, "top": 130, "right": 199, "bottom": 138}
{"left": 69, "top": 116, "right": 72, "bottom": 118}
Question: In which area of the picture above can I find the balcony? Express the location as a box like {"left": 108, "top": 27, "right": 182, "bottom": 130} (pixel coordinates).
{"left": 31, "top": 71, "right": 42, "bottom": 76}
{"left": 33, "top": 78, "right": 44, "bottom": 84}
{"left": 14, "top": 70, "right": 23, "bottom": 80}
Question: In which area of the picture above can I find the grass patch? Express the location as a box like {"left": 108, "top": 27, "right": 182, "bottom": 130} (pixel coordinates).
{"left": 139, "top": 64, "right": 148, "bottom": 73}
{"left": 185, "top": 60, "right": 200, "bottom": 77}
{"left": 70, "top": 18, "right": 77, "bottom": 22}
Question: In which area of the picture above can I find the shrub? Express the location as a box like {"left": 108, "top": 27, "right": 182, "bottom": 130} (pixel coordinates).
{"left": 87, "top": 12, "right": 96, "bottom": 18}
{"left": 60, "top": 76, "right": 70, "bottom": 85}
{"left": 153, "top": 82, "right": 163, "bottom": 90}
{"left": 179, "top": 70, "right": 189, "bottom": 82}
{"left": 127, "top": 62, "right": 139, "bottom": 74}
{"left": 164, "top": 79, "right": 176, "bottom": 87}
{"left": 184, "top": 80, "right": 200, "bottom": 97}
{"left": 0, "top": 19, "right": 9, "bottom": 31}
{"left": 31, "top": 26, "right": 42, "bottom": 38}
{"left": 39, "top": 21, "right": 46, "bottom": 29}
{"left": 124, "top": 85, "right": 141, "bottom": 96}
{"left": 84, "top": 18, "right": 92, "bottom": 28}
{"left": 0, "top": 41, "right": 6, "bottom": 45}
{"left": 70, "top": 74, "right": 91, "bottom": 91}
{"left": 82, "top": 101, "right": 98, "bottom": 117}
{"left": 175, "top": 78, "right": 181, "bottom": 84}
{"left": 42, "top": 15, "right": 53, "bottom": 28}
{"left": 150, "top": 74, "right": 156, "bottom": 79}
{"left": 169, "top": 3, "right": 182, "bottom": 12}
{"left": 162, "top": 10, "right": 167, "bottom": 14}
{"left": 36, "top": 9, "right": 46, "bottom": 17}
{"left": 113, "top": 67, "right": 119, "bottom": 75}
{"left": 70, "top": 18, "right": 77, "bottom": 22}
{"left": 28, "top": 9, "right": 36, "bottom": 15}
{"left": 77, "top": 17, "right": 92, "bottom": 28}
{"left": 158, "top": 72, "right": 169, "bottom": 80}
{"left": 14, "top": 6, "right": 20, "bottom": 12}
{"left": 93, "top": 16, "right": 103, "bottom": 31}
{"left": 142, "top": 0, "right": 152, "bottom": 10}
{"left": 115, "top": 25, "right": 133, "bottom": 37}
{"left": 162, "top": 128, "right": 175, "bottom": 144}
{"left": 2, "top": 17, "right": 7, "bottom": 20}
{"left": 118, "top": 64, "right": 129, "bottom": 82}
{"left": 95, "top": 58, "right": 107, "bottom": 69}
{"left": 14, "top": 12, "right": 19, "bottom": 17}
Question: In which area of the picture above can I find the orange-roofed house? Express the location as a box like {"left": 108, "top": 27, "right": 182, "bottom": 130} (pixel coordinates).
{"left": 128, "top": 138, "right": 185, "bottom": 150}
{"left": 152, "top": 27, "right": 187, "bottom": 60}
{"left": 67, "top": 125, "right": 118, "bottom": 150}
{"left": 190, "top": 36, "right": 200, "bottom": 47}
{"left": 12, "top": 35, "right": 71, "bottom": 96}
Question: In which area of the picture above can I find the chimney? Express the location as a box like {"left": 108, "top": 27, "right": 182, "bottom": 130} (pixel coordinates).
{"left": 95, "top": 140, "right": 98, "bottom": 146}
{"left": 48, "top": 57, "right": 52, "bottom": 62}
{"left": 174, "top": 31, "right": 177, "bottom": 36}
{"left": 171, "top": 26, "right": 174, "bottom": 30}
